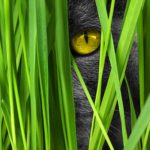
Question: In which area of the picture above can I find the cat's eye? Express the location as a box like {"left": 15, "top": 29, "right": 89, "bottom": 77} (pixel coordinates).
{"left": 71, "top": 30, "right": 100, "bottom": 55}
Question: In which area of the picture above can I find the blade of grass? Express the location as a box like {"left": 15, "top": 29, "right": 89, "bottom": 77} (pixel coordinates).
{"left": 12, "top": 69, "right": 27, "bottom": 150}
{"left": 54, "top": 0, "right": 77, "bottom": 149}
{"left": 48, "top": 52, "right": 66, "bottom": 150}
{"left": 18, "top": 57, "right": 29, "bottom": 123}
{"left": 137, "top": 1, "right": 150, "bottom": 148}
{"left": 1, "top": 120, "right": 7, "bottom": 145}
{"left": 97, "top": 0, "right": 128, "bottom": 144}
{"left": 137, "top": 13, "right": 145, "bottom": 147}
{"left": 47, "top": 2, "right": 66, "bottom": 148}
{"left": 124, "top": 96, "right": 150, "bottom": 150}
{"left": 13, "top": 1, "right": 19, "bottom": 33}
{"left": 143, "top": 0, "right": 150, "bottom": 99}
{"left": 0, "top": 0, "right": 5, "bottom": 52}
{"left": 4, "top": 133, "right": 11, "bottom": 150}
{"left": 143, "top": 0, "right": 150, "bottom": 148}
{"left": 142, "top": 124, "right": 150, "bottom": 150}
{"left": 26, "top": 106, "right": 31, "bottom": 150}
{"left": 137, "top": 13, "right": 144, "bottom": 111}
{"left": 89, "top": 33, "right": 104, "bottom": 143}
{"left": 55, "top": 0, "right": 77, "bottom": 150}
{"left": 0, "top": 41, "right": 6, "bottom": 91}
{"left": 17, "top": 0, "right": 30, "bottom": 88}
{"left": 36, "top": 114, "right": 44, "bottom": 150}
{"left": 0, "top": 91, "right": 2, "bottom": 150}
{"left": 95, "top": 0, "right": 115, "bottom": 110}
{"left": 4, "top": 0, "right": 17, "bottom": 148}
{"left": 125, "top": 76, "right": 141, "bottom": 150}
{"left": 1, "top": 100, "right": 14, "bottom": 149}
{"left": 125, "top": 77, "right": 137, "bottom": 129}
{"left": 29, "top": 0, "right": 37, "bottom": 149}
{"left": 92, "top": 0, "right": 145, "bottom": 148}
{"left": 90, "top": 0, "right": 116, "bottom": 146}
{"left": 90, "top": 0, "right": 128, "bottom": 148}
{"left": 72, "top": 58, "right": 114, "bottom": 150}
{"left": 36, "top": 0, "right": 50, "bottom": 149}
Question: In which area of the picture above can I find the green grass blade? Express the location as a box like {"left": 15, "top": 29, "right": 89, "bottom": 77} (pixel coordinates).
{"left": 72, "top": 58, "right": 114, "bottom": 150}
{"left": 54, "top": 0, "right": 77, "bottom": 149}
{"left": 137, "top": 13, "right": 144, "bottom": 111}
{"left": 36, "top": 0, "right": 50, "bottom": 149}
{"left": 124, "top": 96, "right": 150, "bottom": 150}
{"left": 142, "top": 124, "right": 150, "bottom": 150}
{"left": 17, "top": 0, "right": 30, "bottom": 87}
{"left": 125, "top": 77, "right": 141, "bottom": 150}
{"left": 90, "top": 0, "right": 128, "bottom": 147}
{"left": 1, "top": 100, "right": 14, "bottom": 149}
{"left": 26, "top": 107, "right": 31, "bottom": 150}
{"left": 142, "top": 1, "right": 150, "bottom": 148}
{"left": 4, "top": 133, "right": 11, "bottom": 150}
{"left": 95, "top": 0, "right": 115, "bottom": 115}
{"left": 125, "top": 77, "right": 137, "bottom": 129}
{"left": 3, "top": 0, "right": 17, "bottom": 147}
{"left": 91, "top": 0, "right": 145, "bottom": 149}
{"left": 29, "top": 0, "right": 37, "bottom": 149}
{"left": 48, "top": 53, "right": 66, "bottom": 150}
{"left": 143, "top": 0, "right": 150, "bottom": 99}
{"left": 0, "top": 92, "right": 2, "bottom": 150}
{"left": 0, "top": 41, "right": 6, "bottom": 92}
{"left": 12, "top": 69, "right": 27, "bottom": 150}
{"left": 98, "top": 0, "right": 129, "bottom": 144}
{"left": 89, "top": 34, "right": 104, "bottom": 143}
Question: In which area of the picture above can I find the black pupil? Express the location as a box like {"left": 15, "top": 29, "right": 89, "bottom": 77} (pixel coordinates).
{"left": 84, "top": 31, "right": 88, "bottom": 43}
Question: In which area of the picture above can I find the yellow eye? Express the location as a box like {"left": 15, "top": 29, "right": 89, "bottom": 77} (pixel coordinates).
{"left": 71, "top": 30, "right": 100, "bottom": 55}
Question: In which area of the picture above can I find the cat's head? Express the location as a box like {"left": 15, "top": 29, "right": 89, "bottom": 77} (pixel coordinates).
{"left": 68, "top": 0, "right": 139, "bottom": 149}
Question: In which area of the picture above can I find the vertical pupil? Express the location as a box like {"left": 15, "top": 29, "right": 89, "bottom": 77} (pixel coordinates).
{"left": 84, "top": 31, "right": 88, "bottom": 43}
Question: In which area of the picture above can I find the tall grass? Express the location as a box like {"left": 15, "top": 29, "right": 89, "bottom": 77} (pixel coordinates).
{"left": 0, "top": 0, "right": 150, "bottom": 150}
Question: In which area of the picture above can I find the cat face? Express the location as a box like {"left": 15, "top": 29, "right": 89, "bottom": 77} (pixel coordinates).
{"left": 68, "top": 0, "right": 139, "bottom": 149}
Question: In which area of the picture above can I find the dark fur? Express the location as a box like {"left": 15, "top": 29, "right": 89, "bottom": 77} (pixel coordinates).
{"left": 69, "top": 0, "right": 139, "bottom": 149}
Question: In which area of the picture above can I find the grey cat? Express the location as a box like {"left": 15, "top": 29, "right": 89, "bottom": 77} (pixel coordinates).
{"left": 69, "top": 0, "right": 139, "bottom": 149}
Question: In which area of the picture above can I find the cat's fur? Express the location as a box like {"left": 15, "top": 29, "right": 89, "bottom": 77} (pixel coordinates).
{"left": 69, "top": 0, "right": 139, "bottom": 149}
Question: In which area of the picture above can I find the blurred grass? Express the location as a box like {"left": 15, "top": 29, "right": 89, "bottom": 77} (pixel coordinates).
{"left": 0, "top": 0, "right": 150, "bottom": 150}
{"left": 0, "top": 0, "right": 77, "bottom": 149}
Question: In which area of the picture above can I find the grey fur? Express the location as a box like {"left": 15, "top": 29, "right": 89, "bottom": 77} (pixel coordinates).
{"left": 69, "top": 0, "right": 139, "bottom": 149}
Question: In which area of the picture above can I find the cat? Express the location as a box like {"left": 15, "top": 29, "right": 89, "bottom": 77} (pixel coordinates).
{"left": 69, "top": 0, "right": 139, "bottom": 149}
